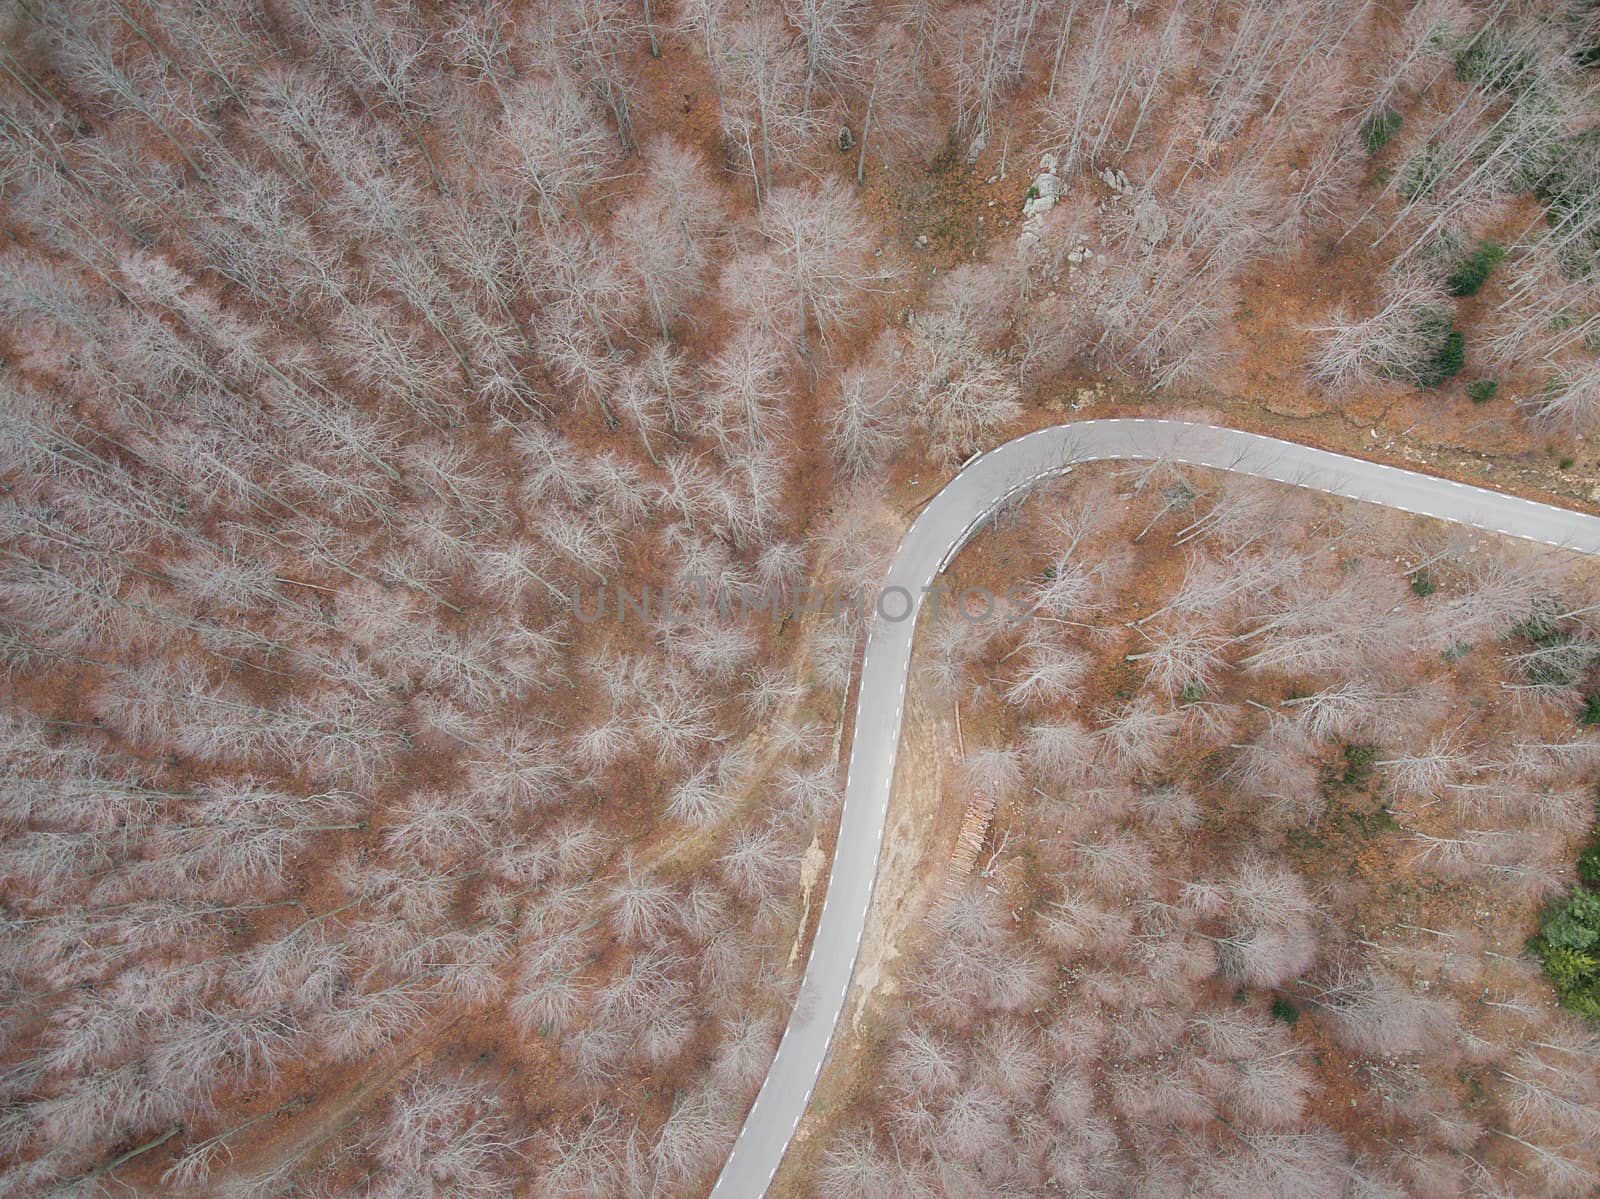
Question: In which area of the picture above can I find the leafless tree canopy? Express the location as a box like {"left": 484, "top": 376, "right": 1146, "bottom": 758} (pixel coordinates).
{"left": 2, "top": 0, "right": 1598, "bottom": 1193}
{"left": 824, "top": 459, "right": 1600, "bottom": 1198}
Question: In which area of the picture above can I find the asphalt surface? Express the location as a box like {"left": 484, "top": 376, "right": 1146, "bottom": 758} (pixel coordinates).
{"left": 708, "top": 419, "right": 1600, "bottom": 1199}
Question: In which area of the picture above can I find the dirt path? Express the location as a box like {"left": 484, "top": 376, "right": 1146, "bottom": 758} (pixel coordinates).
{"left": 195, "top": 547, "right": 877, "bottom": 1197}
{"left": 170, "top": 1007, "right": 471, "bottom": 1198}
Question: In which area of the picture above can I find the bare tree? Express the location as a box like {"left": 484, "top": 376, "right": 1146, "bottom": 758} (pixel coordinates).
{"left": 1005, "top": 640, "right": 1091, "bottom": 709}
{"left": 1072, "top": 831, "right": 1156, "bottom": 896}
{"left": 960, "top": 744, "right": 1023, "bottom": 800}
{"left": 1307, "top": 273, "right": 1456, "bottom": 393}
{"left": 314, "top": 1, "right": 451, "bottom": 192}
{"left": 851, "top": 20, "right": 941, "bottom": 186}
{"left": 825, "top": 335, "right": 907, "bottom": 480}
{"left": 744, "top": 177, "right": 896, "bottom": 361}
{"left": 698, "top": 325, "right": 791, "bottom": 452}
{"left": 501, "top": 74, "right": 618, "bottom": 225}
{"left": 609, "top": 855, "right": 680, "bottom": 944}
{"left": 905, "top": 267, "right": 1022, "bottom": 463}
{"left": 1304, "top": 964, "right": 1455, "bottom": 1056}
{"left": 717, "top": 10, "right": 815, "bottom": 204}
{"left": 1126, "top": 617, "right": 1232, "bottom": 699}
{"left": 372, "top": 1072, "right": 517, "bottom": 1196}
{"left": 1526, "top": 359, "right": 1600, "bottom": 438}
{"left": 540, "top": 0, "right": 645, "bottom": 152}
{"left": 781, "top": 0, "right": 863, "bottom": 116}
{"left": 614, "top": 137, "right": 723, "bottom": 340}
{"left": 819, "top": 1128, "right": 929, "bottom": 1199}
{"left": 1094, "top": 696, "right": 1181, "bottom": 775}
{"left": 1024, "top": 719, "right": 1096, "bottom": 784}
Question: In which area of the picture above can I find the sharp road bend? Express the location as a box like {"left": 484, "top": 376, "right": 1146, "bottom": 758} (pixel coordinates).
{"left": 708, "top": 418, "right": 1600, "bottom": 1199}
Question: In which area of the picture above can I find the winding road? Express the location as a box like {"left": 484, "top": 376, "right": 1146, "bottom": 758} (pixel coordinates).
{"left": 709, "top": 419, "right": 1600, "bottom": 1199}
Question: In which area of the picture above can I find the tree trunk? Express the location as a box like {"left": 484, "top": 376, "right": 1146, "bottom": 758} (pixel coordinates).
{"left": 857, "top": 66, "right": 880, "bottom": 186}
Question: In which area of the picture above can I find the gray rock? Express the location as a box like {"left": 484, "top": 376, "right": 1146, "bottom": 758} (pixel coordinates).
{"left": 1022, "top": 169, "right": 1060, "bottom": 218}
{"left": 837, "top": 126, "right": 855, "bottom": 152}
{"left": 1100, "top": 167, "right": 1133, "bottom": 193}
{"left": 1129, "top": 193, "right": 1168, "bottom": 253}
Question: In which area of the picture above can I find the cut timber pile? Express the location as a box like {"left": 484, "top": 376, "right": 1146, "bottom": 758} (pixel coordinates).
{"left": 944, "top": 790, "right": 997, "bottom": 900}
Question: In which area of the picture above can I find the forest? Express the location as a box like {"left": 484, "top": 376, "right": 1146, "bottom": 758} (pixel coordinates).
{"left": 0, "top": 0, "right": 1597, "bottom": 1196}
{"left": 812, "top": 466, "right": 1600, "bottom": 1198}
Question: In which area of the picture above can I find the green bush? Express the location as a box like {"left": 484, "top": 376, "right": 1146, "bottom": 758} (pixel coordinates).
{"left": 1425, "top": 329, "right": 1466, "bottom": 385}
{"left": 1511, "top": 601, "right": 1560, "bottom": 643}
{"left": 1360, "top": 108, "right": 1402, "bottom": 155}
{"left": 1375, "top": 303, "right": 1458, "bottom": 387}
{"left": 1456, "top": 30, "right": 1535, "bottom": 92}
{"left": 1466, "top": 378, "right": 1498, "bottom": 403}
{"left": 1581, "top": 694, "right": 1600, "bottom": 727}
{"left": 1410, "top": 570, "right": 1436, "bottom": 596}
{"left": 1533, "top": 887, "right": 1600, "bottom": 1021}
{"left": 1580, "top": 841, "right": 1600, "bottom": 884}
{"left": 1536, "top": 804, "right": 1600, "bottom": 1022}
{"left": 1270, "top": 997, "right": 1300, "bottom": 1025}
{"left": 1342, "top": 744, "right": 1378, "bottom": 786}
{"left": 1403, "top": 325, "right": 1466, "bottom": 388}
{"left": 1400, "top": 142, "right": 1449, "bottom": 201}
{"left": 1447, "top": 239, "right": 1507, "bottom": 297}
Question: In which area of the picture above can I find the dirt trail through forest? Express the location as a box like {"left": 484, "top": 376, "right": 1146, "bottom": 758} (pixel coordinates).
{"left": 199, "top": 544, "right": 879, "bottom": 1192}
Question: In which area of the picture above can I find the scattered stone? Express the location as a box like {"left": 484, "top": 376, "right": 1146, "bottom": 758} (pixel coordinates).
{"left": 1023, "top": 174, "right": 1059, "bottom": 217}
{"left": 1127, "top": 192, "right": 1168, "bottom": 254}
{"left": 1099, "top": 167, "right": 1132, "bottom": 193}
{"left": 915, "top": 233, "right": 929, "bottom": 248}
{"left": 837, "top": 126, "right": 855, "bottom": 152}
{"left": 1022, "top": 154, "right": 1062, "bottom": 219}
{"left": 986, "top": 175, "right": 998, "bottom": 185}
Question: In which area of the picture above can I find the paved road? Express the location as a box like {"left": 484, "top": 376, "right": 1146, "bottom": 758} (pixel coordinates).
{"left": 708, "top": 419, "right": 1600, "bottom": 1199}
